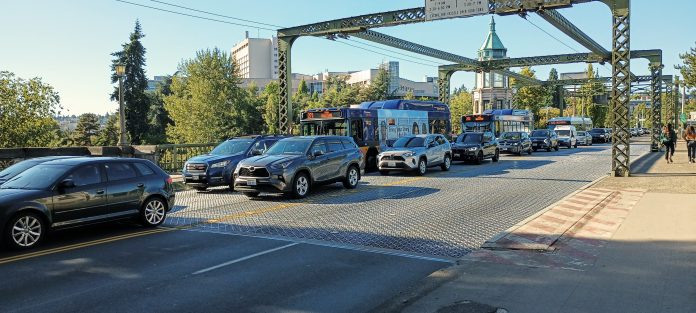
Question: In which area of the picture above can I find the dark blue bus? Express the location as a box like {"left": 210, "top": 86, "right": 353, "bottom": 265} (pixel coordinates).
{"left": 462, "top": 109, "right": 533, "bottom": 137}
{"left": 300, "top": 100, "right": 451, "bottom": 169}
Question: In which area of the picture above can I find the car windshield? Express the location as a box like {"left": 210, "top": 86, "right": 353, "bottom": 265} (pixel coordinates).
{"left": 0, "top": 160, "right": 39, "bottom": 180}
{"left": 530, "top": 130, "right": 548, "bottom": 137}
{"left": 501, "top": 132, "right": 521, "bottom": 140}
{"left": 590, "top": 128, "right": 604, "bottom": 133}
{"left": 1, "top": 164, "right": 71, "bottom": 190}
{"left": 578, "top": 132, "right": 586, "bottom": 136}
{"left": 393, "top": 137, "right": 425, "bottom": 148}
{"left": 210, "top": 139, "right": 254, "bottom": 155}
{"left": 556, "top": 130, "right": 571, "bottom": 136}
{"left": 456, "top": 133, "right": 482, "bottom": 144}
{"left": 265, "top": 139, "right": 312, "bottom": 155}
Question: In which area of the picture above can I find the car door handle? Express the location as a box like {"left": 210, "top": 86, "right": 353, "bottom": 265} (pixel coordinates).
{"left": 96, "top": 189, "right": 105, "bottom": 195}
{"left": 137, "top": 183, "right": 144, "bottom": 188}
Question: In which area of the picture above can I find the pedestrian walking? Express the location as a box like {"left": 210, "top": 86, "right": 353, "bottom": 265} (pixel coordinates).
{"left": 661, "top": 123, "right": 677, "bottom": 163}
{"left": 684, "top": 125, "right": 696, "bottom": 163}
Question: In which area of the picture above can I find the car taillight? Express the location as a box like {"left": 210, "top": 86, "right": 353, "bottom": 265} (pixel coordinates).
{"left": 166, "top": 177, "right": 173, "bottom": 184}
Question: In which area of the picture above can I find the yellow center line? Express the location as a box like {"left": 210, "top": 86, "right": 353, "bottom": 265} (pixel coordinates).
{"left": 0, "top": 228, "right": 174, "bottom": 265}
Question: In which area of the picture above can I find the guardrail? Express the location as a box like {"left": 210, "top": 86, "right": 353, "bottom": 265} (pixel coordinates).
{"left": 0, "top": 143, "right": 218, "bottom": 174}
{"left": 154, "top": 143, "right": 217, "bottom": 173}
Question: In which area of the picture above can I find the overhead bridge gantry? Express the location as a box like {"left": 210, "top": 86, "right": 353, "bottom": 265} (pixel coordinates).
{"left": 277, "top": 0, "right": 651, "bottom": 177}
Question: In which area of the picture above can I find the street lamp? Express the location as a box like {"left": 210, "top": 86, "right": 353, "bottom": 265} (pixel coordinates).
{"left": 115, "top": 63, "right": 128, "bottom": 146}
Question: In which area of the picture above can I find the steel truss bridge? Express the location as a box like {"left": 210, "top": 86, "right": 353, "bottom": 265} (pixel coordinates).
{"left": 276, "top": 0, "right": 681, "bottom": 177}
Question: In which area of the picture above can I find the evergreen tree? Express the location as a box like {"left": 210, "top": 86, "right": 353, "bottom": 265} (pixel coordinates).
{"left": 364, "top": 67, "right": 390, "bottom": 101}
{"left": 546, "top": 68, "right": 559, "bottom": 108}
{"left": 110, "top": 20, "right": 150, "bottom": 144}
{"left": 71, "top": 113, "right": 101, "bottom": 146}
{"left": 145, "top": 76, "right": 173, "bottom": 144}
{"left": 95, "top": 112, "right": 120, "bottom": 146}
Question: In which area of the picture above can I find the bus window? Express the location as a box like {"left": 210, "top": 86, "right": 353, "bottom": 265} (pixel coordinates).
{"left": 322, "top": 120, "right": 348, "bottom": 136}
{"left": 302, "top": 122, "right": 320, "bottom": 136}
{"left": 350, "top": 119, "right": 363, "bottom": 143}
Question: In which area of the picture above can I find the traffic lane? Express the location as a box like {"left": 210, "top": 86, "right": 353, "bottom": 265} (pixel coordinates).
{"left": 0, "top": 229, "right": 447, "bottom": 313}
{"left": 0, "top": 221, "right": 164, "bottom": 260}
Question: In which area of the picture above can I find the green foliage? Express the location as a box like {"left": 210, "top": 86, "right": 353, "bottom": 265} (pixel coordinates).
{"left": 95, "top": 113, "right": 119, "bottom": 146}
{"left": 260, "top": 81, "right": 280, "bottom": 134}
{"left": 111, "top": 20, "right": 150, "bottom": 144}
{"left": 449, "top": 86, "right": 472, "bottom": 133}
{"left": 360, "top": 67, "right": 390, "bottom": 101}
{"left": 538, "top": 107, "right": 561, "bottom": 127}
{"left": 512, "top": 67, "right": 548, "bottom": 128}
{"left": 676, "top": 42, "right": 696, "bottom": 88}
{"left": 165, "top": 48, "right": 258, "bottom": 144}
{"left": 145, "top": 76, "right": 173, "bottom": 144}
{"left": 71, "top": 113, "right": 100, "bottom": 146}
{"left": 402, "top": 90, "right": 415, "bottom": 100}
{"left": 0, "top": 71, "right": 62, "bottom": 148}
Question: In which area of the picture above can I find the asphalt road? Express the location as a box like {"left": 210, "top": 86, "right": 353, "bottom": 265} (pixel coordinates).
{"left": 0, "top": 139, "right": 652, "bottom": 312}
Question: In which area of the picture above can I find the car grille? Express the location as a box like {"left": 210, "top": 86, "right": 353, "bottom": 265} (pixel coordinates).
{"left": 381, "top": 155, "right": 405, "bottom": 161}
{"left": 239, "top": 167, "right": 270, "bottom": 178}
{"left": 186, "top": 163, "right": 207, "bottom": 172}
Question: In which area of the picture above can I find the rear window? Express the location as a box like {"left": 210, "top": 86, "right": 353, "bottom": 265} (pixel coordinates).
{"left": 328, "top": 140, "right": 344, "bottom": 152}
{"left": 105, "top": 163, "right": 138, "bottom": 181}
{"left": 133, "top": 162, "right": 155, "bottom": 176}
{"left": 340, "top": 138, "right": 357, "bottom": 149}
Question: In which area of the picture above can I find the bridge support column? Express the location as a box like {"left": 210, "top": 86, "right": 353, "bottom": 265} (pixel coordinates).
{"left": 650, "top": 64, "right": 663, "bottom": 152}
{"left": 608, "top": 0, "right": 631, "bottom": 177}
{"left": 278, "top": 36, "right": 297, "bottom": 135}
{"left": 555, "top": 85, "right": 565, "bottom": 117}
{"left": 438, "top": 69, "right": 453, "bottom": 104}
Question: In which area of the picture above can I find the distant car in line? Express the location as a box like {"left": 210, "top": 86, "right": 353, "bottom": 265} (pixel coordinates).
{"left": 183, "top": 135, "right": 289, "bottom": 191}
{"left": 498, "top": 131, "right": 532, "bottom": 155}
{"left": 589, "top": 128, "right": 610, "bottom": 143}
{"left": 576, "top": 131, "right": 593, "bottom": 146}
{"left": 530, "top": 129, "right": 559, "bottom": 152}
{"left": 451, "top": 132, "right": 499, "bottom": 164}
{"left": 377, "top": 134, "right": 452, "bottom": 175}
{"left": 234, "top": 136, "right": 363, "bottom": 199}
{"left": 555, "top": 125, "right": 578, "bottom": 149}
{"left": 0, "top": 156, "right": 80, "bottom": 185}
{"left": 0, "top": 157, "right": 175, "bottom": 250}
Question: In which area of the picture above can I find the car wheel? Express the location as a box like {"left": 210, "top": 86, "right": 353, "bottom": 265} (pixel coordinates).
{"left": 554, "top": 146, "right": 559, "bottom": 151}
{"left": 492, "top": 150, "right": 499, "bottom": 162}
{"left": 574, "top": 143, "right": 578, "bottom": 148}
{"left": 441, "top": 155, "right": 451, "bottom": 171}
{"left": 343, "top": 165, "right": 360, "bottom": 189}
{"left": 243, "top": 192, "right": 260, "bottom": 198}
{"left": 533, "top": 148, "right": 538, "bottom": 152}
{"left": 475, "top": 152, "right": 484, "bottom": 165}
{"left": 140, "top": 197, "right": 167, "bottom": 227}
{"left": 292, "top": 172, "right": 310, "bottom": 198}
{"left": 5, "top": 212, "right": 45, "bottom": 250}
{"left": 379, "top": 170, "right": 389, "bottom": 176}
{"left": 417, "top": 158, "right": 427, "bottom": 175}
{"left": 528, "top": 147, "right": 532, "bottom": 155}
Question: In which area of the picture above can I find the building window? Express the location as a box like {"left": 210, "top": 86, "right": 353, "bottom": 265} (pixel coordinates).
{"left": 483, "top": 72, "right": 491, "bottom": 88}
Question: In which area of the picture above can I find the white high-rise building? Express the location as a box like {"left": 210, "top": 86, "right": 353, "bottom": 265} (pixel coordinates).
{"left": 231, "top": 32, "right": 278, "bottom": 79}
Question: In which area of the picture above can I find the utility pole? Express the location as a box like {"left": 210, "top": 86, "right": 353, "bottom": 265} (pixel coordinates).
{"left": 115, "top": 63, "right": 128, "bottom": 146}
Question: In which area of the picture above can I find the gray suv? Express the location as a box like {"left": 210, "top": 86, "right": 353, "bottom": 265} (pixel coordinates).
{"left": 233, "top": 136, "right": 364, "bottom": 198}
{"left": 377, "top": 134, "right": 452, "bottom": 175}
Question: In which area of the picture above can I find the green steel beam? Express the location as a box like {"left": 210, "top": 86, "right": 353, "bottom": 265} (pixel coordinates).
{"left": 535, "top": 9, "right": 610, "bottom": 58}
{"left": 480, "top": 52, "right": 605, "bottom": 70}
{"left": 277, "top": 7, "right": 425, "bottom": 37}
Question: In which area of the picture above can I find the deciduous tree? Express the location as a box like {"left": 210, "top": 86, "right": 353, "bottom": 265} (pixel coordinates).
{"left": 71, "top": 113, "right": 100, "bottom": 146}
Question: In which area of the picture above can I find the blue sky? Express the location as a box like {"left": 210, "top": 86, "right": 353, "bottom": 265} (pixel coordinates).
{"left": 1, "top": 0, "right": 694, "bottom": 115}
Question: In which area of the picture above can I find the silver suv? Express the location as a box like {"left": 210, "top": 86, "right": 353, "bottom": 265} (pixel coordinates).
{"left": 233, "top": 136, "right": 364, "bottom": 198}
{"left": 377, "top": 134, "right": 452, "bottom": 175}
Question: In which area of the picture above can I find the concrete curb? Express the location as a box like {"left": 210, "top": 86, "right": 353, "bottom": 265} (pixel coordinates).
{"left": 367, "top": 266, "right": 461, "bottom": 313}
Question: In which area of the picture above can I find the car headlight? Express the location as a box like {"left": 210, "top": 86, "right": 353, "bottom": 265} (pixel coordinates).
{"left": 401, "top": 151, "right": 414, "bottom": 158}
{"left": 271, "top": 160, "right": 293, "bottom": 169}
{"left": 600, "top": 135, "right": 605, "bottom": 137}
{"left": 210, "top": 160, "right": 230, "bottom": 168}
{"left": 512, "top": 142, "right": 519, "bottom": 146}
{"left": 544, "top": 139, "right": 550, "bottom": 144}
{"left": 468, "top": 147, "right": 478, "bottom": 151}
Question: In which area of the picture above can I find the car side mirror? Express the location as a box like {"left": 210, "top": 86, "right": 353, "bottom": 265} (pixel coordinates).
{"left": 313, "top": 150, "right": 325, "bottom": 157}
{"left": 428, "top": 142, "right": 437, "bottom": 148}
{"left": 251, "top": 149, "right": 263, "bottom": 156}
{"left": 58, "top": 179, "right": 75, "bottom": 190}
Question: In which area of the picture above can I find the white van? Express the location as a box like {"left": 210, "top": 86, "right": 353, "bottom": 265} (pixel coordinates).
{"left": 554, "top": 125, "right": 578, "bottom": 148}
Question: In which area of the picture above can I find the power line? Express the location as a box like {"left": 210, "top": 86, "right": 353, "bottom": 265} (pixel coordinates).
{"left": 148, "top": 0, "right": 283, "bottom": 28}
{"left": 114, "top": 0, "right": 277, "bottom": 31}
{"left": 116, "top": 0, "right": 445, "bottom": 68}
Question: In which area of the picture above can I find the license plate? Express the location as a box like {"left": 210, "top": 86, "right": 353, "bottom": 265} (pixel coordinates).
{"left": 246, "top": 179, "right": 257, "bottom": 186}
{"left": 195, "top": 175, "right": 202, "bottom": 180}
{"left": 454, "top": 153, "right": 460, "bottom": 158}
{"left": 388, "top": 161, "right": 396, "bottom": 167}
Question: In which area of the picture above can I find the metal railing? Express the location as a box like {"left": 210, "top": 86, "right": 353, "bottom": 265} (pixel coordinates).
{"left": 154, "top": 143, "right": 217, "bottom": 173}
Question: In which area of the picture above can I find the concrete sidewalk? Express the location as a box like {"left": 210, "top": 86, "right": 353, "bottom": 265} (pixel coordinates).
{"left": 383, "top": 140, "right": 696, "bottom": 313}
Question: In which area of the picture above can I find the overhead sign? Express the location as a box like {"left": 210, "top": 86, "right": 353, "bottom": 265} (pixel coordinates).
{"left": 680, "top": 112, "right": 687, "bottom": 124}
{"left": 425, "top": 0, "right": 488, "bottom": 21}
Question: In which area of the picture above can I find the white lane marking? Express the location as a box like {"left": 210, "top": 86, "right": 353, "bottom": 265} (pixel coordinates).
{"left": 193, "top": 243, "right": 299, "bottom": 275}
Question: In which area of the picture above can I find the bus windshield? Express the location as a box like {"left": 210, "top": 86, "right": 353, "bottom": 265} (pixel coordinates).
{"left": 463, "top": 121, "right": 492, "bottom": 133}
{"left": 301, "top": 120, "right": 348, "bottom": 136}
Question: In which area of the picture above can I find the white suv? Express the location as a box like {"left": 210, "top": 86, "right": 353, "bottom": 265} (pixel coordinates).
{"left": 377, "top": 134, "right": 452, "bottom": 175}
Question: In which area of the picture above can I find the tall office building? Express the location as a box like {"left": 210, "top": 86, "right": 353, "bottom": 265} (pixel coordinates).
{"left": 231, "top": 32, "right": 279, "bottom": 79}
